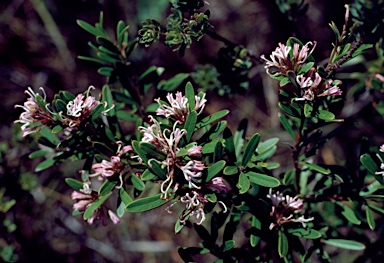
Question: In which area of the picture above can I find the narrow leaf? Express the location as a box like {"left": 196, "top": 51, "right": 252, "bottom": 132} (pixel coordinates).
{"left": 287, "top": 228, "right": 321, "bottom": 239}
{"left": 126, "top": 194, "right": 171, "bottom": 212}
{"left": 278, "top": 230, "right": 289, "bottom": 258}
{"left": 206, "top": 160, "right": 226, "bottom": 182}
{"left": 323, "top": 239, "right": 365, "bottom": 251}
{"left": 278, "top": 113, "right": 295, "bottom": 140}
{"left": 246, "top": 171, "right": 280, "bottom": 187}
{"left": 300, "top": 161, "right": 330, "bottom": 175}
{"left": 195, "top": 110, "right": 230, "bottom": 130}
{"left": 242, "top": 133, "right": 260, "bottom": 167}
{"left": 184, "top": 111, "right": 197, "bottom": 142}
{"left": 65, "top": 178, "right": 84, "bottom": 191}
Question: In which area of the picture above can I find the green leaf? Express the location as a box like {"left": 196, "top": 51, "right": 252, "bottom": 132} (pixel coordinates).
{"left": 205, "top": 193, "right": 217, "bottom": 202}
{"left": 157, "top": 73, "right": 190, "bottom": 91}
{"left": 98, "top": 179, "right": 118, "bottom": 195}
{"left": 368, "top": 204, "right": 384, "bottom": 214}
{"left": 323, "top": 239, "right": 365, "bottom": 251}
{"left": 139, "top": 142, "right": 167, "bottom": 161}
{"left": 28, "top": 149, "right": 52, "bottom": 159}
{"left": 280, "top": 77, "right": 290, "bottom": 87}
{"left": 366, "top": 206, "right": 375, "bottom": 230}
{"left": 126, "top": 193, "right": 171, "bottom": 212}
{"left": 206, "top": 160, "right": 226, "bottom": 182}
{"left": 78, "top": 55, "right": 105, "bottom": 64}
{"left": 223, "top": 166, "right": 238, "bottom": 175}
{"left": 304, "top": 103, "right": 313, "bottom": 117}
{"left": 317, "top": 110, "right": 335, "bottom": 121}
{"left": 250, "top": 216, "right": 261, "bottom": 247}
{"left": 35, "top": 153, "right": 63, "bottom": 172}
{"left": 141, "top": 169, "right": 156, "bottom": 181}
{"left": 298, "top": 62, "right": 315, "bottom": 75}
{"left": 278, "top": 102, "right": 300, "bottom": 118}
{"left": 195, "top": 110, "right": 230, "bottom": 130}
{"left": 51, "top": 125, "right": 63, "bottom": 134}
{"left": 91, "top": 103, "right": 105, "bottom": 121}
{"left": 119, "top": 187, "right": 133, "bottom": 205}
{"left": 234, "top": 119, "right": 247, "bottom": 158}
{"left": 246, "top": 171, "right": 280, "bottom": 187}
{"left": 175, "top": 218, "right": 186, "bottom": 234}
{"left": 237, "top": 172, "right": 250, "bottom": 194}
{"left": 98, "top": 67, "right": 114, "bottom": 76}
{"left": 287, "top": 228, "right": 321, "bottom": 239}
{"left": 116, "top": 111, "right": 139, "bottom": 121}
{"left": 97, "top": 52, "right": 118, "bottom": 63}
{"left": 278, "top": 230, "right": 289, "bottom": 258}
{"left": 83, "top": 192, "right": 112, "bottom": 220}
{"left": 360, "top": 154, "right": 379, "bottom": 175}
{"left": 185, "top": 82, "right": 195, "bottom": 111}
{"left": 257, "top": 138, "right": 279, "bottom": 155}
{"left": 222, "top": 240, "right": 235, "bottom": 252}
{"left": 223, "top": 128, "right": 236, "bottom": 161}
{"left": 300, "top": 161, "right": 330, "bottom": 175}
{"left": 131, "top": 174, "right": 145, "bottom": 191}
{"left": 40, "top": 126, "right": 61, "bottom": 145}
{"left": 242, "top": 133, "right": 260, "bottom": 167}
{"left": 184, "top": 111, "right": 197, "bottom": 142}
{"left": 77, "top": 20, "right": 106, "bottom": 37}
{"left": 336, "top": 201, "right": 361, "bottom": 225}
{"left": 283, "top": 170, "right": 295, "bottom": 185}
{"left": 65, "top": 178, "right": 84, "bottom": 191}
{"left": 278, "top": 113, "right": 295, "bottom": 140}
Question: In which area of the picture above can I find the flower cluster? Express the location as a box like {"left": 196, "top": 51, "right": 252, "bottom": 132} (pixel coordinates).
{"left": 139, "top": 91, "right": 228, "bottom": 224}
{"left": 155, "top": 91, "right": 206, "bottom": 124}
{"left": 91, "top": 141, "right": 133, "bottom": 184}
{"left": 15, "top": 86, "right": 113, "bottom": 136}
{"left": 71, "top": 181, "right": 120, "bottom": 225}
{"left": 261, "top": 41, "right": 343, "bottom": 101}
{"left": 14, "top": 87, "right": 54, "bottom": 137}
{"left": 296, "top": 68, "right": 342, "bottom": 101}
{"left": 65, "top": 86, "right": 101, "bottom": 128}
{"left": 267, "top": 189, "right": 314, "bottom": 230}
{"left": 261, "top": 41, "right": 316, "bottom": 76}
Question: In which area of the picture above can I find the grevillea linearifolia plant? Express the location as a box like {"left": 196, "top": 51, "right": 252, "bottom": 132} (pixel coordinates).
{"left": 13, "top": 0, "right": 384, "bottom": 262}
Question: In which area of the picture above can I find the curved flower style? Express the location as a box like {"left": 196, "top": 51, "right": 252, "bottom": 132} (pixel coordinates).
{"left": 14, "top": 87, "right": 54, "bottom": 137}
{"left": 155, "top": 91, "right": 207, "bottom": 124}
{"left": 267, "top": 189, "right": 314, "bottom": 230}
{"left": 261, "top": 41, "right": 316, "bottom": 76}
{"left": 375, "top": 144, "right": 384, "bottom": 176}
{"left": 179, "top": 190, "right": 227, "bottom": 225}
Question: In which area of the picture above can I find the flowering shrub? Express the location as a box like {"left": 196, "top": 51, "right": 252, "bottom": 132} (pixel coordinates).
{"left": 10, "top": 0, "right": 384, "bottom": 262}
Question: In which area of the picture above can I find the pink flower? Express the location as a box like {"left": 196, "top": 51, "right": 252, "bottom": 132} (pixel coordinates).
{"left": 187, "top": 145, "right": 203, "bottom": 156}
{"left": 292, "top": 41, "right": 316, "bottom": 65}
{"left": 155, "top": 91, "right": 207, "bottom": 123}
{"left": 267, "top": 189, "right": 314, "bottom": 230}
{"left": 261, "top": 43, "right": 292, "bottom": 75}
{"left": 261, "top": 41, "right": 316, "bottom": 76}
{"left": 14, "top": 87, "right": 53, "bottom": 137}
{"left": 179, "top": 160, "right": 204, "bottom": 189}
{"left": 156, "top": 92, "right": 189, "bottom": 123}
{"left": 206, "top": 177, "right": 229, "bottom": 193}
{"left": 92, "top": 156, "right": 123, "bottom": 178}
{"left": 65, "top": 86, "right": 100, "bottom": 127}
